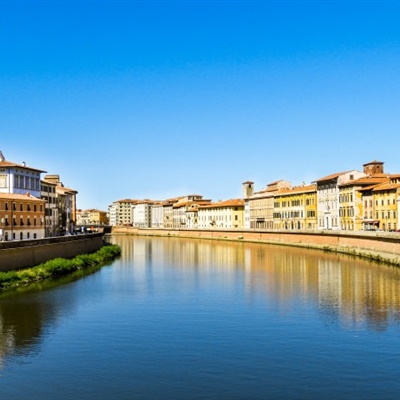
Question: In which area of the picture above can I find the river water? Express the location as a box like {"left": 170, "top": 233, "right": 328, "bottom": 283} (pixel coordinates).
{"left": 0, "top": 236, "right": 400, "bottom": 399}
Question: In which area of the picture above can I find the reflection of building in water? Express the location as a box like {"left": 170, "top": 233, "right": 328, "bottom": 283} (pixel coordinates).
{"left": 110, "top": 236, "right": 400, "bottom": 331}
{"left": 0, "top": 279, "right": 81, "bottom": 368}
{"left": 238, "top": 242, "right": 400, "bottom": 331}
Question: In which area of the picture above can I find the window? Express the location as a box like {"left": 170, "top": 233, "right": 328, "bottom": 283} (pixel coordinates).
{"left": 20, "top": 204, "right": 23, "bottom": 211}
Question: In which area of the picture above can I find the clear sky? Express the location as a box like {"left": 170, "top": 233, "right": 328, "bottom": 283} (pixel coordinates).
{"left": 1, "top": 0, "right": 400, "bottom": 210}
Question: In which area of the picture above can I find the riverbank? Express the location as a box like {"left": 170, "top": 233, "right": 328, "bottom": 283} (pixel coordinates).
{"left": 0, "top": 244, "right": 121, "bottom": 291}
{"left": 0, "top": 233, "right": 105, "bottom": 272}
{"left": 111, "top": 227, "right": 400, "bottom": 267}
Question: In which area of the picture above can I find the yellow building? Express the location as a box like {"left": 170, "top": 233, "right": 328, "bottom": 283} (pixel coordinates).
{"left": 370, "top": 176, "right": 400, "bottom": 232}
{"left": 273, "top": 184, "right": 317, "bottom": 230}
{"left": 76, "top": 209, "right": 108, "bottom": 226}
{"left": 339, "top": 175, "right": 389, "bottom": 231}
{"left": 198, "top": 199, "right": 244, "bottom": 229}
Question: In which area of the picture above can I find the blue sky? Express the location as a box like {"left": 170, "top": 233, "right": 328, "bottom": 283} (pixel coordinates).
{"left": 1, "top": 1, "right": 400, "bottom": 210}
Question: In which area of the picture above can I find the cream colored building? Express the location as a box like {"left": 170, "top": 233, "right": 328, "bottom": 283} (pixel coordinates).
{"left": 108, "top": 199, "right": 138, "bottom": 226}
{"left": 172, "top": 195, "right": 211, "bottom": 229}
{"left": 198, "top": 199, "right": 244, "bottom": 229}
{"left": 246, "top": 180, "right": 291, "bottom": 229}
{"left": 76, "top": 209, "right": 108, "bottom": 226}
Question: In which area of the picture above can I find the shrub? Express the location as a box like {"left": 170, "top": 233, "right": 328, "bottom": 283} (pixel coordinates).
{"left": 0, "top": 244, "right": 121, "bottom": 291}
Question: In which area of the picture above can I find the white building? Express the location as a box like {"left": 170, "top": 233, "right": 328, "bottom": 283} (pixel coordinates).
{"left": 133, "top": 201, "right": 153, "bottom": 228}
{"left": 314, "top": 170, "right": 365, "bottom": 230}
{"left": 151, "top": 202, "right": 164, "bottom": 228}
{"left": 0, "top": 151, "right": 46, "bottom": 199}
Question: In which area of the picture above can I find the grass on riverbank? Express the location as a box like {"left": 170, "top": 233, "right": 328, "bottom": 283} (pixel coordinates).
{"left": 0, "top": 244, "right": 121, "bottom": 291}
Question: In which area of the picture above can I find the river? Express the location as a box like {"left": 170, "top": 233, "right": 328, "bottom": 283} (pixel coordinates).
{"left": 0, "top": 236, "right": 400, "bottom": 399}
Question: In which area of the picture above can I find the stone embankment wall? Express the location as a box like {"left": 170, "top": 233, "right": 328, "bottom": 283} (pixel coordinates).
{"left": 112, "top": 227, "right": 400, "bottom": 266}
{"left": 0, "top": 233, "right": 105, "bottom": 272}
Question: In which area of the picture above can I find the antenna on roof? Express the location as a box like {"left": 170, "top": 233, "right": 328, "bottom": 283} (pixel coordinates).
{"left": 0, "top": 150, "right": 5, "bottom": 162}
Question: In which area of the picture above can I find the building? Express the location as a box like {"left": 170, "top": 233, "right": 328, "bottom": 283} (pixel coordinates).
{"left": 369, "top": 176, "right": 400, "bottom": 232}
{"left": 41, "top": 179, "right": 59, "bottom": 237}
{"left": 108, "top": 199, "right": 138, "bottom": 226}
{"left": 246, "top": 180, "right": 291, "bottom": 229}
{"left": 338, "top": 161, "right": 389, "bottom": 231}
{"left": 272, "top": 184, "right": 317, "bottom": 230}
{"left": 76, "top": 209, "right": 108, "bottom": 227}
{"left": 314, "top": 170, "right": 365, "bottom": 230}
{"left": 0, "top": 151, "right": 46, "bottom": 199}
{"left": 172, "top": 195, "right": 211, "bottom": 229}
{"left": 0, "top": 193, "right": 45, "bottom": 241}
{"left": 133, "top": 201, "right": 153, "bottom": 228}
{"left": 43, "top": 175, "right": 78, "bottom": 235}
{"left": 151, "top": 202, "right": 165, "bottom": 228}
{"left": 198, "top": 199, "right": 245, "bottom": 229}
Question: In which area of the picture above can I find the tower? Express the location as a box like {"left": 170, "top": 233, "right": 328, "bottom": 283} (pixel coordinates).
{"left": 242, "top": 181, "right": 254, "bottom": 198}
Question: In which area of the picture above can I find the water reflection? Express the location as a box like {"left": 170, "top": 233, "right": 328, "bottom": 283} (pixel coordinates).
{"left": 1, "top": 235, "right": 400, "bottom": 370}
{"left": 0, "top": 266, "right": 103, "bottom": 368}
{"left": 112, "top": 236, "right": 400, "bottom": 331}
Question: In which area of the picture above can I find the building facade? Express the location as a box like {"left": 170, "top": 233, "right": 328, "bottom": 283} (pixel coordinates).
{"left": 198, "top": 199, "right": 244, "bottom": 229}
{"left": 76, "top": 209, "right": 108, "bottom": 227}
{"left": 0, "top": 193, "right": 46, "bottom": 241}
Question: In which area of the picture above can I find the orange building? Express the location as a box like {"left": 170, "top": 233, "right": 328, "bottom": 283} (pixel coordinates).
{"left": 0, "top": 193, "right": 45, "bottom": 241}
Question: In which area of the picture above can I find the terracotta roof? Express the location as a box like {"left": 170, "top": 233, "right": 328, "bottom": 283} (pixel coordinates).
{"left": 371, "top": 182, "right": 400, "bottom": 192}
{"left": 173, "top": 200, "right": 212, "bottom": 208}
{"left": 0, "top": 160, "right": 46, "bottom": 173}
{"left": 57, "top": 186, "right": 78, "bottom": 195}
{"left": 199, "top": 199, "right": 244, "bottom": 209}
{"left": 0, "top": 192, "right": 45, "bottom": 202}
{"left": 275, "top": 184, "right": 316, "bottom": 196}
{"left": 115, "top": 199, "right": 140, "bottom": 204}
{"left": 339, "top": 175, "right": 389, "bottom": 187}
{"left": 313, "top": 171, "right": 351, "bottom": 183}
{"left": 363, "top": 160, "right": 384, "bottom": 166}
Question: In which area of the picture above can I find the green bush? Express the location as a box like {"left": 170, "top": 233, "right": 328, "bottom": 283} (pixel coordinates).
{"left": 0, "top": 244, "right": 121, "bottom": 291}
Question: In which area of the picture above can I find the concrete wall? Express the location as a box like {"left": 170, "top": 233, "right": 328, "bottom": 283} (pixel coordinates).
{"left": 0, "top": 233, "right": 105, "bottom": 272}
{"left": 112, "top": 227, "right": 400, "bottom": 266}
